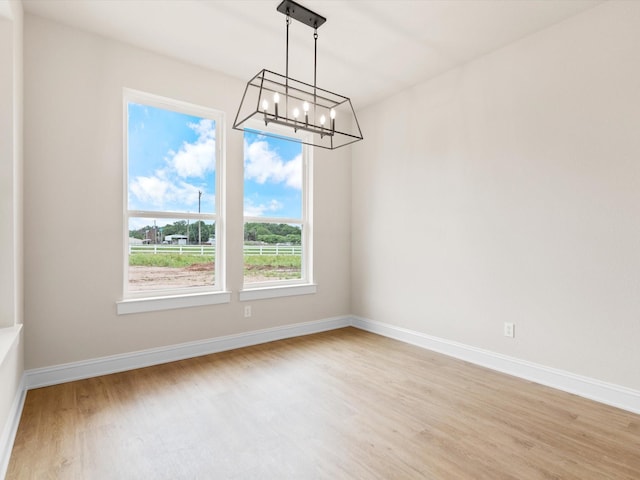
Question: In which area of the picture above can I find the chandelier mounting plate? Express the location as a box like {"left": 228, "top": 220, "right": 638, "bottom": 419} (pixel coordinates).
{"left": 277, "top": 0, "right": 326, "bottom": 29}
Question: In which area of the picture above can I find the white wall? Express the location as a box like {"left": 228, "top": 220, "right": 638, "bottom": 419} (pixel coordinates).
{"left": 0, "top": 0, "right": 22, "bottom": 330}
{"left": 23, "top": 14, "right": 351, "bottom": 369}
{"left": 0, "top": 16, "right": 14, "bottom": 329}
{"left": 352, "top": 1, "right": 640, "bottom": 391}
{"left": 0, "top": 0, "right": 24, "bottom": 474}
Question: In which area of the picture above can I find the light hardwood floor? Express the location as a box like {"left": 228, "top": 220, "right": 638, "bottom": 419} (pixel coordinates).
{"left": 7, "top": 327, "right": 640, "bottom": 479}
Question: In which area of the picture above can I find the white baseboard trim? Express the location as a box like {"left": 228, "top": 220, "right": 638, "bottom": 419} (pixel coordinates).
{"left": 0, "top": 375, "right": 26, "bottom": 480}
{"left": 16, "top": 314, "right": 639, "bottom": 424}
{"left": 25, "top": 316, "right": 351, "bottom": 390}
{"left": 351, "top": 316, "right": 640, "bottom": 415}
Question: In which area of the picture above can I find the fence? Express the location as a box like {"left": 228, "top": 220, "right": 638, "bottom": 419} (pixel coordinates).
{"left": 129, "top": 244, "right": 301, "bottom": 256}
{"left": 243, "top": 245, "right": 300, "bottom": 256}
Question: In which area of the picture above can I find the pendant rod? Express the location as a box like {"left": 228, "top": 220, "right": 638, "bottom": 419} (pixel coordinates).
{"left": 313, "top": 28, "right": 317, "bottom": 120}
{"left": 285, "top": 15, "right": 290, "bottom": 114}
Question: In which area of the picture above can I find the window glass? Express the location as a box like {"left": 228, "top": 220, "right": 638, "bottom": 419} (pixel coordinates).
{"left": 125, "top": 91, "right": 223, "bottom": 297}
{"left": 244, "top": 223, "right": 302, "bottom": 284}
{"left": 128, "top": 102, "right": 216, "bottom": 213}
{"left": 243, "top": 131, "right": 301, "bottom": 219}
{"left": 243, "top": 128, "right": 310, "bottom": 287}
{"left": 128, "top": 217, "right": 216, "bottom": 292}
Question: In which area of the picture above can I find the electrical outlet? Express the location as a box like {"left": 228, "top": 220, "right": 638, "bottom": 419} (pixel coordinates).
{"left": 244, "top": 305, "right": 252, "bottom": 318}
{"left": 504, "top": 322, "right": 515, "bottom": 338}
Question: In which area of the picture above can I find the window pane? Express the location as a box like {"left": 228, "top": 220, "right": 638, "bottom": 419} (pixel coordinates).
{"left": 244, "top": 223, "right": 302, "bottom": 284}
{"left": 128, "top": 102, "right": 216, "bottom": 214}
{"left": 244, "top": 131, "right": 302, "bottom": 219}
{"left": 128, "top": 217, "right": 216, "bottom": 292}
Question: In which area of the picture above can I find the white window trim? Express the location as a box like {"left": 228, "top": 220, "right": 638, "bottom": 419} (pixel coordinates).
{"left": 242, "top": 120, "right": 314, "bottom": 297}
{"left": 117, "top": 291, "right": 231, "bottom": 315}
{"left": 238, "top": 284, "right": 316, "bottom": 302}
{"left": 119, "top": 89, "right": 227, "bottom": 313}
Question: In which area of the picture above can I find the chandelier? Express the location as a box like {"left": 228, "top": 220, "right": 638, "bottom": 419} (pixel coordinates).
{"left": 233, "top": 0, "right": 363, "bottom": 150}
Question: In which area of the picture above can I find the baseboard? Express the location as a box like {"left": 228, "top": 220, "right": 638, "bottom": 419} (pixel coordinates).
{"left": 25, "top": 316, "right": 351, "bottom": 390}
{"left": 351, "top": 316, "right": 640, "bottom": 415}
{"left": 0, "top": 375, "right": 26, "bottom": 480}
{"left": 18, "top": 313, "right": 640, "bottom": 416}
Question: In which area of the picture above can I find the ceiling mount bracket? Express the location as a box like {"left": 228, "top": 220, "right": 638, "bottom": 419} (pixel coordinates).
{"left": 277, "top": 0, "right": 326, "bottom": 29}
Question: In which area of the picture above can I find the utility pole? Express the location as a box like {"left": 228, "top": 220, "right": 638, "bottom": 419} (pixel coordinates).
{"left": 198, "top": 190, "right": 202, "bottom": 245}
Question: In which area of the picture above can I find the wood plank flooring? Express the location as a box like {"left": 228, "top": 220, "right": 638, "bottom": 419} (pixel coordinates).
{"left": 7, "top": 327, "right": 640, "bottom": 479}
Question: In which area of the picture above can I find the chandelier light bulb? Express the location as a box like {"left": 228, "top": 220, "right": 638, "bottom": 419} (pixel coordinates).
{"left": 293, "top": 108, "right": 300, "bottom": 119}
{"left": 273, "top": 92, "right": 280, "bottom": 104}
{"left": 320, "top": 115, "right": 326, "bottom": 126}
{"left": 330, "top": 109, "right": 336, "bottom": 119}
{"left": 303, "top": 101, "right": 309, "bottom": 112}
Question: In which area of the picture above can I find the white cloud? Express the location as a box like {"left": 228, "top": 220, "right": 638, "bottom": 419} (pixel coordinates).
{"left": 244, "top": 198, "right": 284, "bottom": 217}
{"left": 130, "top": 175, "right": 202, "bottom": 210}
{"left": 130, "top": 119, "right": 215, "bottom": 210}
{"left": 130, "top": 175, "right": 171, "bottom": 207}
{"left": 171, "top": 119, "right": 216, "bottom": 178}
{"left": 172, "top": 139, "right": 215, "bottom": 178}
{"left": 244, "top": 138, "right": 301, "bottom": 190}
{"left": 189, "top": 119, "right": 215, "bottom": 140}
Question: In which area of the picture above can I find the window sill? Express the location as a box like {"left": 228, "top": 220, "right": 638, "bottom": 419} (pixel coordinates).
{"left": 117, "top": 291, "right": 231, "bottom": 315}
{"left": 239, "top": 283, "right": 317, "bottom": 301}
{"left": 0, "top": 324, "right": 22, "bottom": 368}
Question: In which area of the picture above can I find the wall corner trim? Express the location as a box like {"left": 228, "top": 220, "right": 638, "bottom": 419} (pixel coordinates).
{"left": 351, "top": 316, "right": 640, "bottom": 415}
{"left": 0, "top": 325, "right": 22, "bottom": 369}
{"left": 0, "top": 375, "right": 26, "bottom": 480}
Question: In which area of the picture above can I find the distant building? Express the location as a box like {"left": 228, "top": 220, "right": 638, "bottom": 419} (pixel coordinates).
{"left": 164, "top": 235, "right": 188, "bottom": 245}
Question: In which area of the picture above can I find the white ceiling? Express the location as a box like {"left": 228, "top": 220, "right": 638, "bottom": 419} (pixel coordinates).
{"left": 23, "top": 0, "right": 603, "bottom": 109}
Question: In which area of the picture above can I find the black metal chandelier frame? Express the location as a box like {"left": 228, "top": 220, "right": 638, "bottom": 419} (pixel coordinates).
{"left": 233, "top": 0, "right": 363, "bottom": 150}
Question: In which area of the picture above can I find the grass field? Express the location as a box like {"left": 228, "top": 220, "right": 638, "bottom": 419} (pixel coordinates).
{"left": 129, "top": 253, "right": 213, "bottom": 268}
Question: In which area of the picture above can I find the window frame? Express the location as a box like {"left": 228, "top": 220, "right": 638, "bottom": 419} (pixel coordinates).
{"left": 118, "top": 89, "right": 228, "bottom": 314}
{"left": 240, "top": 120, "right": 315, "bottom": 299}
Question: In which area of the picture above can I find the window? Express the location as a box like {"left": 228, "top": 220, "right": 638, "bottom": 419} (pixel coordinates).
{"left": 242, "top": 122, "right": 313, "bottom": 294}
{"left": 120, "top": 89, "right": 226, "bottom": 312}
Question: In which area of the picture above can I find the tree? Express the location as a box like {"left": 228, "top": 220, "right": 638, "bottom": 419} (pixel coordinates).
{"left": 243, "top": 222, "right": 301, "bottom": 244}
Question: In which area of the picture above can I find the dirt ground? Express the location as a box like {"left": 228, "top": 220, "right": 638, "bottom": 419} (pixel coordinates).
{"left": 128, "top": 265, "right": 214, "bottom": 291}
{"left": 128, "top": 265, "right": 299, "bottom": 291}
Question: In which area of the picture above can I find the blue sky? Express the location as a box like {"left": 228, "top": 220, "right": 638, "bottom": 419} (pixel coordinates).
{"left": 128, "top": 102, "right": 216, "bottom": 214}
{"left": 128, "top": 103, "right": 302, "bottom": 226}
{"left": 243, "top": 131, "right": 302, "bottom": 219}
